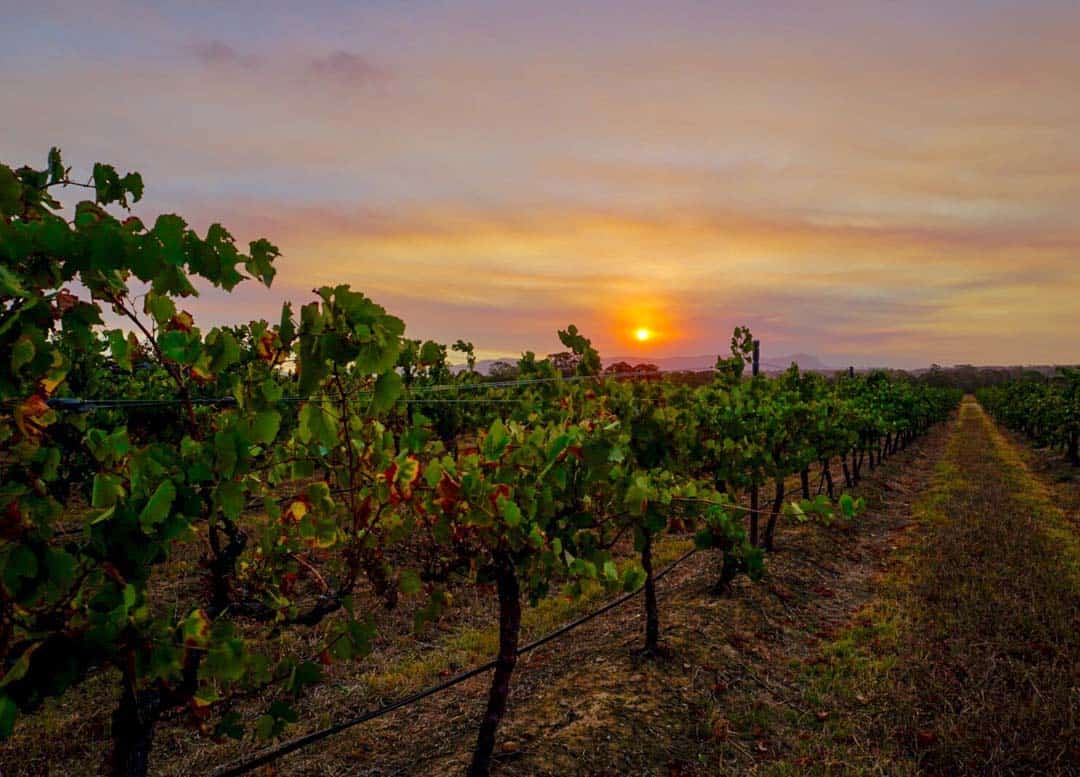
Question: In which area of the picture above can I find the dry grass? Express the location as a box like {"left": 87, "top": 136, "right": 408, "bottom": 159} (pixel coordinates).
{"left": 787, "top": 398, "right": 1080, "bottom": 776}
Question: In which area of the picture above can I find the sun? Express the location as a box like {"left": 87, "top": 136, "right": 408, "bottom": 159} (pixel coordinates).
{"left": 634, "top": 327, "right": 652, "bottom": 342}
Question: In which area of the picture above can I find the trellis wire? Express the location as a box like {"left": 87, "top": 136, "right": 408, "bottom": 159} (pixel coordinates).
{"left": 38, "top": 366, "right": 714, "bottom": 412}
{"left": 212, "top": 547, "right": 698, "bottom": 777}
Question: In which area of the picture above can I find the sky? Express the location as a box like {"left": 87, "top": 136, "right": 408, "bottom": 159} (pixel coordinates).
{"left": 2, "top": 0, "right": 1079, "bottom": 368}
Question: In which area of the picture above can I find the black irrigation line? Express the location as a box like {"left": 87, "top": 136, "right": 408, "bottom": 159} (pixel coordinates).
{"left": 212, "top": 546, "right": 699, "bottom": 777}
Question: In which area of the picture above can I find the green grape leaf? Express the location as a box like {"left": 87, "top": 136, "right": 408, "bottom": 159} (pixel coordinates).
{"left": 251, "top": 410, "right": 281, "bottom": 445}
{"left": 215, "top": 712, "right": 244, "bottom": 740}
{"left": 498, "top": 497, "right": 522, "bottom": 528}
{"left": 622, "top": 566, "right": 646, "bottom": 591}
{"left": 0, "top": 696, "right": 15, "bottom": 739}
{"left": 215, "top": 481, "right": 244, "bottom": 522}
{"left": 0, "top": 264, "right": 27, "bottom": 296}
{"left": 0, "top": 164, "right": 21, "bottom": 216}
{"left": 371, "top": 371, "right": 402, "bottom": 412}
{"left": 286, "top": 662, "right": 322, "bottom": 696}
{"left": 298, "top": 402, "right": 338, "bottom": 448}
{"left": 11, "top": 336, "right": 34, "bottom": 372}
{"left": 144, "top": 292, "right": 177, "bottom": 325}
{"left": 138, "top": 480, "right": 176, "bottom": 530}
{"left": 91, "top": 473, "right": 125, "bottom": 508}
{"left": 107, "top": 329, "right": 133, "bottom": 371}
{"left": 483, "top": 419, "right": 510, "bottom": 460}
{"left": 0, "top": 644, "right": 36, "bottom": 691}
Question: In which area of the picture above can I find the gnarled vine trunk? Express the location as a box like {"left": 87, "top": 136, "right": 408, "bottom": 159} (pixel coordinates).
{"left": 468, "top": 553, "right": 521, "bottom": 777}
{"left": 763, "top": 478, "right": 785, "bottom": 552}
{"left": 841, "top": 454, "right": 853, "bottom": 488}
{"left": 208, "top": 521, "right": 247, "bottom": 616}
{"left": 112, "top": 665, "right": 162, "bottom": 777}
{"left": 822, "top": 458, "right": 835, "bottom": 499}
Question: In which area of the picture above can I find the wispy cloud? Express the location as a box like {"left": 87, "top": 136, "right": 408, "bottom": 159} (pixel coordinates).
{"left": 188, "top": 40, "right": 259, "bottom": 68}
{"left": 308, "top": 50, "right": 387, "bottom": 85}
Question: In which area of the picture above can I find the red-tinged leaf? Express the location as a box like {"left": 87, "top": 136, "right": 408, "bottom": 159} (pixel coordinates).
{"left": 488, "top": 483, "right": 511, "bottom": 507}
{"left": 280, "top": 572, "right": 299, "bottom": 596}
{"left": 1, "top": 501, "right": 25, "bottom": 540}
{"left": 398, "top": 456, "right": 420, "bottom": 487}
{"left": 102, "top": 562, "right": 127, "bottom": 587}
{"left": 182, "top": 609, "right": 211, "bottom": 648}
{"left": 55, "top": 289, "right": 78, "bottom": 315}
{"left": 167, "top": 311, "right": 195, "bottom": 333}
{"left": 256, "top": 331, "right": 276, "bottom": 362}
{"left": 437, "top": 471, "right": 461, "bottom": 513}
{"left": 284, "top": 498, "right": 309, "bottom": 524}
{"left": 15, "top": 395, "right": 50, "bottom": 438}
{"left": 189, "top": 366, "right": 215, "bottom": 385}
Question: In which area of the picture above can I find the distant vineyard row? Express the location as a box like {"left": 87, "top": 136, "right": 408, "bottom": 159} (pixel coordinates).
{"left": 978, "top": 373, "right": 1080, "bottom": 465}
{"left": 0, "top": 151, "right": 960, "bottom": 777}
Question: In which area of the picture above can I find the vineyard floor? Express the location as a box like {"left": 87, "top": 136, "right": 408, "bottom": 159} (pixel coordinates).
{"left": 5, "top": 400, "right": 1078, "bottom": 776}
{"left": 245, "top": 415, "right": 959, "bottom": 775}
{"left": 279, "top": 398, "right": 1079, "bottom": 776}
{"left": 790, "top": 396, "right": 1078, "bottom": 777}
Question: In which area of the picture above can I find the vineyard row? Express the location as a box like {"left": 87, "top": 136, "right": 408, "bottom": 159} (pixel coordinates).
{"left": 1, "top": 150, "right": 960, "bottom": 776}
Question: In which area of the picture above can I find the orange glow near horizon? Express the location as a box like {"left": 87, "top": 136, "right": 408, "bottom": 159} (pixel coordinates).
{"left": 607, "top": 295, "right": 679, "bottom": 353}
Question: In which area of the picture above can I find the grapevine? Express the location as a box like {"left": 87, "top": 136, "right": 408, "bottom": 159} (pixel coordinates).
{"left": 0, "top": 151, "right": 962, "bottom": 776}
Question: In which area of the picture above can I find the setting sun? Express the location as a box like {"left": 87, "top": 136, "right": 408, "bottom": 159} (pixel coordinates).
{"left": 634, "top": 327, "right": 652, "bottom": 342}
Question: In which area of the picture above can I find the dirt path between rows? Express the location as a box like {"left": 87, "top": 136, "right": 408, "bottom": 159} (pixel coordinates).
{"left": 781, "top": 398, "right": 1080, "bottom": 777}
